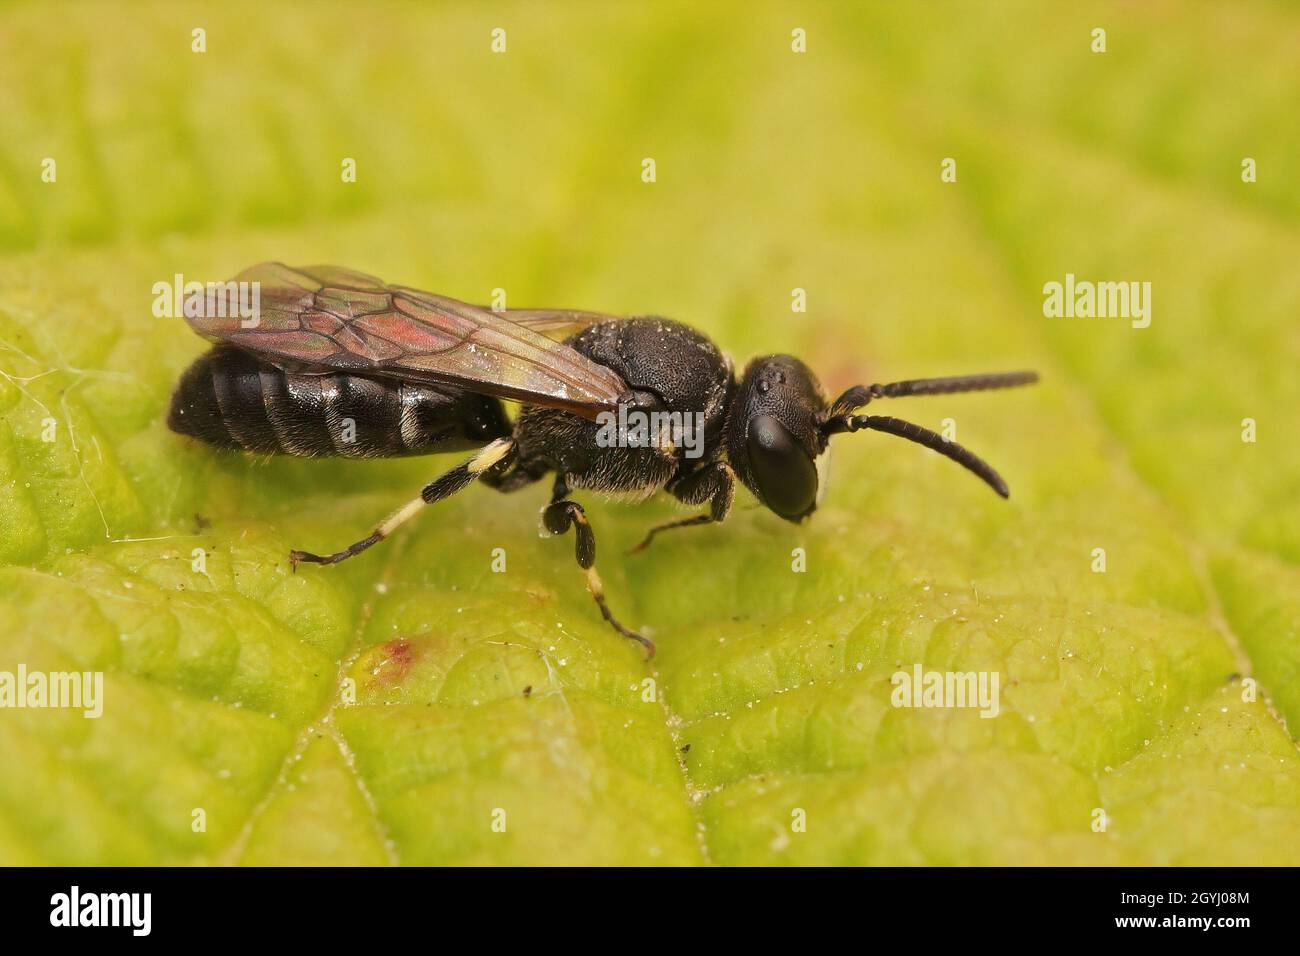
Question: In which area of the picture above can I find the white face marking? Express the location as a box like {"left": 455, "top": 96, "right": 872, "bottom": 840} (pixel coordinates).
{"left": 814, "top": 445, "right": 832, "bottom": 507}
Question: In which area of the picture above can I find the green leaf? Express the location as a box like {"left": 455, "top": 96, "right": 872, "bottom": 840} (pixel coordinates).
{"left": 1, "top": 1, "right": 1297, "bottom": 865}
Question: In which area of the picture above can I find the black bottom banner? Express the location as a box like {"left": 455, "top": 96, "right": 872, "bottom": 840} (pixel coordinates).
{"left": 0, "top": 866, "right": 1281, "bottom": 942}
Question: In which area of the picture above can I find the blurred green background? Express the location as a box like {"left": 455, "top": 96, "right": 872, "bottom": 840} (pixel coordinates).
{"left": 0, "top": 1, "right": 1298, "bottom": 865}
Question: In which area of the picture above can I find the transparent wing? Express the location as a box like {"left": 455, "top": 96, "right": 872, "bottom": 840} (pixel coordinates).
{"left": 496, "top": 308, "right": 615, "bottom": 342}
{"left": 182, "top": 263, "right": 629, "bottom": 418}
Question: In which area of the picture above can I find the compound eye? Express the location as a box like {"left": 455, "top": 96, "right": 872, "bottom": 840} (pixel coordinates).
{"left": 747, "top": 415, "right": 818, "bottom": 520}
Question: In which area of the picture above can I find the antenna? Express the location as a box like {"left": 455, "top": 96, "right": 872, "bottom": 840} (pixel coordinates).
{"left": 826, "top": 370, "right": 1038, "bottom": 419}
{"left": 819, "top": 370, "right": 1038, "bottom": 497}
{"left": 833, "top": 414, "right": 1010, "bottom": 497}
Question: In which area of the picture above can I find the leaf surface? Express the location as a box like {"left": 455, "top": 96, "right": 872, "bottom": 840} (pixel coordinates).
{"left": 0, "top": 0, "right": 1297, "bottom": 865}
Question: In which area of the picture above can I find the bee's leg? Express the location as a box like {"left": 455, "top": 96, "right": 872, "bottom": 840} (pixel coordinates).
{"left": 479, "top": 455, "right": 549, "bottom": 494}
{"left": 543, "top": 478, "right": 655, "bottom": 659}
{"left": 629, "top": 462, "right": 734, "bottom": 555}
{"left": 290, "top": 438, "right": 515, "bottom": 568}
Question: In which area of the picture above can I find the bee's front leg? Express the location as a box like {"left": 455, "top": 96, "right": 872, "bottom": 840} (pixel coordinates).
{"left": 628, "top": 461, "right": 734, "bottom": 555}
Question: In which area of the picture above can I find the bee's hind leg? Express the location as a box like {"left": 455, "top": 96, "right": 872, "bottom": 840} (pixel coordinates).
{"left": 542, "top": 477, "right": 655, "bottom": 659}
{"left": 290, "top": 438, "right": 516, "bottom": 568}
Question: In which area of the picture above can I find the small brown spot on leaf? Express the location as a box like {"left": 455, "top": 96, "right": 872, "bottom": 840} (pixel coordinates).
{"left": 374, "top": 637, "right": 417, "bottom": 684}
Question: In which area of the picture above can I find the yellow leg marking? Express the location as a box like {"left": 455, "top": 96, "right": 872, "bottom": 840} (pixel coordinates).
{"left": 584, "top": 567, "right": 655, "bottom": 658}
{"left": 468, "top": 437, "right": 513, "bottom": 474}
{"left": 292, "top": 439, "right": 512, "bottom": 570}
{"left": 378, "top": 496, "right": 426, "bottom": 537}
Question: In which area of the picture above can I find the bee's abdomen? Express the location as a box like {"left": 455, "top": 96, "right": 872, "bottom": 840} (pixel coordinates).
{"left": 167, "top": 346, "right": 510, "bottom": 458}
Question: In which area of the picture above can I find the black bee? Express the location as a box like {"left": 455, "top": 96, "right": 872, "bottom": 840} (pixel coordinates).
{"left": 168, "top": 263, "right": 1038, "bottom": 656}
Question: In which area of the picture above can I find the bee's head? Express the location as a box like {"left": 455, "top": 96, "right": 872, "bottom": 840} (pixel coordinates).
{"left": 726, "top": 355, "right": 830, "bottom": 523}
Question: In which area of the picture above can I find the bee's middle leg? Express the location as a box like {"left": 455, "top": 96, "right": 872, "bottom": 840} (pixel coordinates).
{"left": 542, "top": 478, "right": 654, "bottom": 658}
